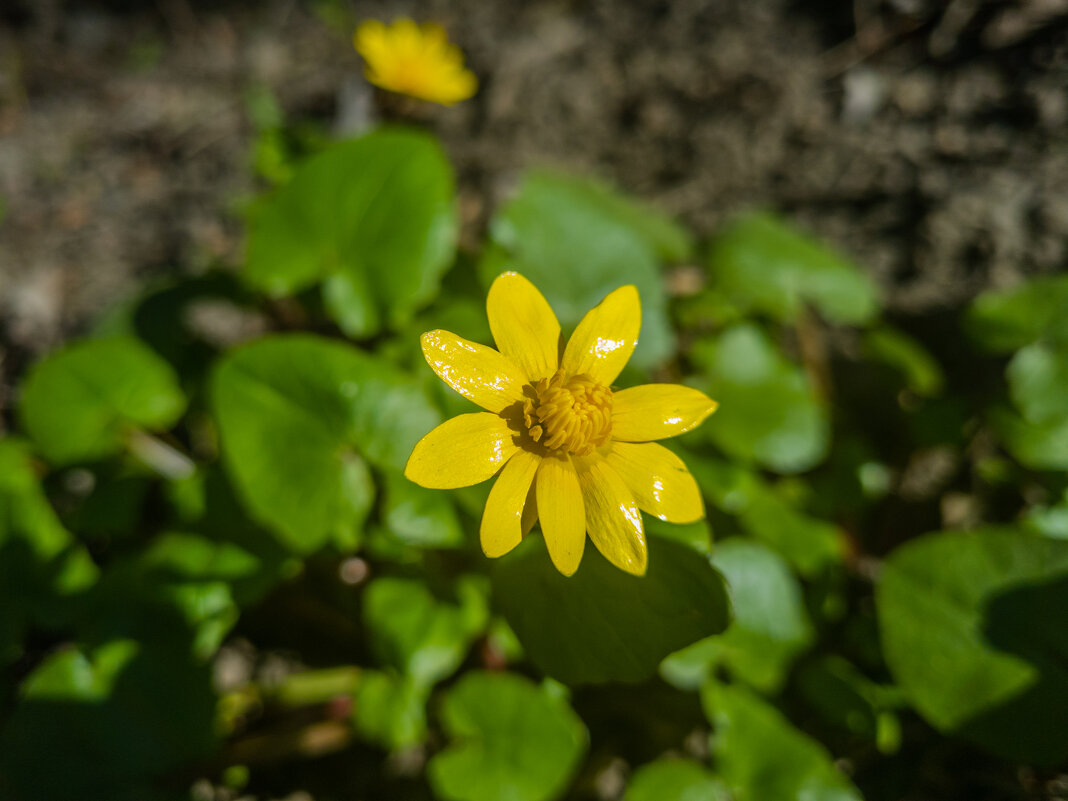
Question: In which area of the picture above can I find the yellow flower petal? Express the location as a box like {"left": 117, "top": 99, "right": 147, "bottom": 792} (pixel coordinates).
{"left": 561, "top": 285, "right": 641, "bottom": 385}
{"left": 536, "top": 456, "right": 586, "bottom": 576}
{"left": 487, "top": 272, "right": 561, "bottom": 382}
{"left": 421, "top": 330, "right": 527, "bottom": 413}
{"left": 605, "top": 441, "right": 704, "bottom": 523}
{"left": 404, "top": 412, "right": 518, "bottom": 489}
{"left": 612, "top": 384, "right": 718, "bottom": 442}
{"left": 480, "top": 449, "right": 541, "bottom": 558}
{"left": 575, "top": 455, "right": 647, "bottom": 575}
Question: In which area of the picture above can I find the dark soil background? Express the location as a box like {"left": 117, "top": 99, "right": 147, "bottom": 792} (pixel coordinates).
{"left": 0, "top": 0, "right": 1066, "bottom": 383}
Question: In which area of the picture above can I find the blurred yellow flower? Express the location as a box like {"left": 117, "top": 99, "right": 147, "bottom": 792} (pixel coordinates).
{"left": 353, "top": 19, "right": 477, "bottom": 106}
{"left": 405, "top": 273, "right": 718, "bottom": 576}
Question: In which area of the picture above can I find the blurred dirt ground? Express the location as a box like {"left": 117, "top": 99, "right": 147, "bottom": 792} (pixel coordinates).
{"left": 0, "top": 0, "right": 1065, "bottom": 368}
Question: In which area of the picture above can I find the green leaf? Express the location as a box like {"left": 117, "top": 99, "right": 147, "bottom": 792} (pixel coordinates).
{"left": 702, "top": 681, "right": 862, "bottom": 801}
{"left": 796, "top": 656, "right": 903, "bottom": 755}
{"left": 863, "top": 326, "right": 945, "bottom": 397}
{"left": 211, "top": 334, "right": 439, "bottom": 552}
{"left": 966, "top": 274, "right": 1068, "bottom": 352}
{"left": 683, "top": 453, "right": 843, "bottom": 575}
{"left": 990, "top": 404, "right": 1068, "bottom": 471}
{"left": 428, "top": 671, "right": 588, "bottom": 801}
{"left": 662, "top": 540, "right": 812, "bottom": 692}
{"left": 706, "top": 213, "right": 878, "bottom": 325}
{"left": 0, "top": 439, "right": 98, "bottom": 664}
{"left": 624, "top": 759, "right": 729, "bottom": 801}
{"left": 18, "top": 336, "right": 186, "bottom": 465}
{"left": 351, "top": 670, "right": 429, "bottom": 750}
{"left": 493, "top": 535, "right": 730, "bottom": 684}
{"left": 1006, "top": 342, "right": 1068, "bottom": 424}
{"left": 363, "top": 576, "right": 488, "bottom": 688}
{"left": 244, "top": 128, "right": 457, "bottom": 333}
{"left": 381, "top": 469, "right": 464, "bottom": 548}
{"left": 692, "top": 324, "right": 829, "bottom": 473}
{"left": 479, "top": 170, "right": 677, "bottom": 369}
{"left": 877, "top": 529, "right": 1068, "bottom": 763}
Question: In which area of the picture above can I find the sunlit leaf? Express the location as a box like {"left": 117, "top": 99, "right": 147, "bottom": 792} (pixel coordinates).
{"left": 212, "top": 334, "right": 439, "bottom": 552}
{"left": 624, "top": 759, "right": 729, "bottom": 801}
{"left": 966, "top": 275, "right": 1068, "bottom": 352}
{"left": 245, "top": 128, "right": 457, "bottom": 334}
{"left": 428, "top": 671, "right": 587, "bottom": 801}
{"left": 706, "top": 213, "right": 878, "bottom": 325}
{"left": 692, "top": 324, "right": 829, "bottom": 473}
{"left": 18, "top": 336, "right": 186, "bottom": 465}
{"left": 702, "top": 680, "right": 862, "bottom": 801}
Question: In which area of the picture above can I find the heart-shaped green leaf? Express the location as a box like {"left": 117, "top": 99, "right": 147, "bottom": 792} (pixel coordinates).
{"left": 428, "top": 671, "right": 587, "bottom": 801}
{"left": 211, "top": 334, "right": 440, "bottom": 552}
{"left": 245, "top": 128, "right": 457, "bottom": 334}
{"left": 877, "top": 528, "right": 1068, "bottom": 763}
{"left": 18, "top": 336, "right": 186, "bottom": 465}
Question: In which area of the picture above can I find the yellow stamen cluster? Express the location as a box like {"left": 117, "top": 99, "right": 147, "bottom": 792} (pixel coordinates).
{"left": 523, "top": 370, "right": 613, "bottom": 456}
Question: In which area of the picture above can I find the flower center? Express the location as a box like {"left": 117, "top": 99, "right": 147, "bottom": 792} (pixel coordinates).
{"left": 522, "top": 370, "right": 613, "bottom": 456}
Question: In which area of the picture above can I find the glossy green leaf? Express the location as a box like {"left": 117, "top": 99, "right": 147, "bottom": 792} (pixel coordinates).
{"left": 702, "top": 681, "right": 862, "bottom": 801}
{"left": 18, "top": 336, "right": 186, "bottom": 465}
{"left": 245, "top": 128, "right": 457, "bottom": 333}
{"left": 479, "top": 170, "right": 677, "bottom": 368}
{"left": 663, "top": 540, "right": 812, "bottom": 692}
{"left": 706, "top": 213, "right": 878, "bottom": 325}
{"left": 211, "top": 334, "right": 439, "bottom": 552}
{"left": 428, "top": 671, "right": 587, "bottom": 801}
{"left": 493, "top": 536, "right": 731, "bottom": 684}
{"left": 966, "top": 275, "right": 1068, "bottom": 352}
{"left": 0, "top": 439, "right": 98, "bottom": 664}
{"left": 624, "top": 759, "right": 729, "bottom": 801}
{"left": 877, "top": 529, "right": 1068, "bottom": 763}
{"left": 363, "top": 576, "right": 488, "bottom": 688}
{"left": 693, "top": 324, "right": 829, "bottom": 473}
{"left": 1006, "top": 342, "right": 1068, "bottom": 424}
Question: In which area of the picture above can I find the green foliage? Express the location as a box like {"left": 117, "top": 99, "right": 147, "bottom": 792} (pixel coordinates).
{"left": 624, "top": 759, "right": 729, "bottom": 801}
{"left": 877, "top": 529, "right": 1068, "bottom": 763}
{"left": 705, "top": 212, "right": 878, "bottom": 325}
{"left": 702, "top": 681, "right": 863, "bottom": 801}
{"left": 691, "top": 324, "right": 829, "bottom": 473}
{"left": 493, "top": 536, "right": 730, "bottom": 684}
{"left": 18, "top": 336, "right": 186, "bottom": 465}
{"left": 3, "top": 122, "right": 1064, "bottom": 801}
{"left": 428, "top": 672, "right": 588, "bottom": 801}
{"left": 212, "top": 334, "right": 439, "bottom": 551}
{"left": 245, "top": 128, "right": 457, "bottom": 335}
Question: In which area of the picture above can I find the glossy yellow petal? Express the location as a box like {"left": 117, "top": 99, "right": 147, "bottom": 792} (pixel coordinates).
{"left": 561, "top": 285, "right": 641, "bottom": 385}
{"left": 487, "top": 272, "right": 561, "bottom": 382}
{"left": 575, "top": 455, "right": 647, "bottom": 575}
{"left": 421, "top": 330, "right": 527, "bottom": 413}
{"left": 521, "top": 479, "right": 539, "bottom": 535}
{"left": 404, "top": 413, "right": 518, "bottom": 489}
{"left": 611, "top": 384, "right": 717, "bottom": 442}
{"left": 480, "top": 449, "right": 541, "bottom": 558}
{"left": 536, "top": 455, "right": 586, "bottom": 576}
{"left": 605, "top": 441, "right": 704, "bottom": 523}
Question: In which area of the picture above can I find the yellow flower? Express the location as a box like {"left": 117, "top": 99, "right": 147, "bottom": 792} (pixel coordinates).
{"left": 405, "top": 273, "right": 718, "bottom": 577}
{"left": 353, "top": 19, "right": 477, "bottom": 106}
